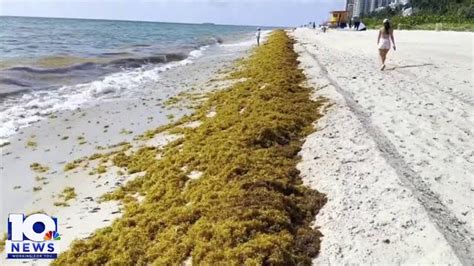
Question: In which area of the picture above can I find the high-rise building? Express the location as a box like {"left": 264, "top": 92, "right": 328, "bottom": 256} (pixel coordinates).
{"left": 370, "top": 0, "right": 379, "bottom": 12}
{"left": 364, "top": 0, "right": 372, "bottom": 14}
{"left": 353, "top": 0, "right": 370, "bottom": 17}
{"left": 379, "top": 0, "right": 389, "bottom": 6}
{"left": 348, "top": 0, "right": 404, "bottom": 17}
{"left": 345, "top": 0, "right": 355, "bottom": 18}
{"left": 352, "top": 0, "right": 360, "bottom": 17}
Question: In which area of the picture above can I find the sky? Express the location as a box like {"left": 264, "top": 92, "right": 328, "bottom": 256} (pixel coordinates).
{"left": 0, "top": 0, "right": 345, "bottom": 27}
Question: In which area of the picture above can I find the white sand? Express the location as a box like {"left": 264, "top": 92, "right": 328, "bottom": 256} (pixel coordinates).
{"left": 293, "top": 28, "right": 473, "bottom": 264}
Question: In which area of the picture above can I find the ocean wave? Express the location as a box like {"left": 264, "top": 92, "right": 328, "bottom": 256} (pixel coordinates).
{"left": 0, "top": 78, "right": 31, "bottom": 87}
{"left": 108, "top": 53, "right": 187, "bottom": 68}
{"left": 4, "top": 53, "right": 188, "bottom": 75}
{"left": 7, "top": 62, "right": 98, "bottom": 74}
{"left": 191, "top": 36, "right": 225, "bottom": 49}
{"left": 0, "top": 52, "right": 191, "bottom": 100}
{"left": 0, "top": 46, "right": 207, "bottom": 144}
{"left": 129, "top": 44, "right": 152, "bottom": 47}
{"left": 100, "top": 52, "right": 132, "bottom": 56}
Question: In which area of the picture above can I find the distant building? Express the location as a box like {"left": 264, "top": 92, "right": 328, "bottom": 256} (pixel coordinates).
{"left": 345, "top": 0, "right": 355, "bottom": 18}
{"left": 352, "top": 0, "right": 361, "bottom": 17}
{"left": 352, "top": 0, "right": 370, "bottom": 18}
{"left": 348, "top": 0, "right": 409, "bottom": 18}
{"left": 370, "top": 0, "right": 379, "bottom": 12}
{"left": 379, "top": 0, "right": 389, "bottom": 6}
{"left": 329, "top": 10, "right": 349, "bottom": 28}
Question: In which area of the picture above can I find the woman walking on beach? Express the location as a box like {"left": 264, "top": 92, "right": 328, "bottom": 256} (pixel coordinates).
{"left": 377, "top": 19, "right": 396, "bottom": 71}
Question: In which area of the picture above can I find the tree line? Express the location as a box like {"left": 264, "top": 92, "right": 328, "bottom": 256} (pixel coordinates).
{"left": 368, "top": 0, "right": 473, "bottom": 19}
{"left": 411, "top": 0, "right": 473, "bottom": 17}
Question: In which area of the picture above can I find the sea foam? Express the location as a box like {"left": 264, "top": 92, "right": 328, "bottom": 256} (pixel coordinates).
{"left": 0, "top": 47, "right": 206, "bottom": 145}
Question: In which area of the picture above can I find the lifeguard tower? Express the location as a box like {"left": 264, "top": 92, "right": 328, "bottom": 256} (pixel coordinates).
{"left": 328, "top": 10, "right": 349, "bottom": 28}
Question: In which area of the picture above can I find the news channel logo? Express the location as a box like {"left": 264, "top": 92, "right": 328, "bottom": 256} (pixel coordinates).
{"left": 5, "top": 213, "right": 60, "bottom": 259}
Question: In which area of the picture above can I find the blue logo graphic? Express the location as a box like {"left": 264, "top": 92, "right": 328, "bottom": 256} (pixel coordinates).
{"left": 5, "top": 213, "right": 60, "bottom": 259}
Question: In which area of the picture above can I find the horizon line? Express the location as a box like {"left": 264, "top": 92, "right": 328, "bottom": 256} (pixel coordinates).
{"left": 0, "top": 15, "right": 286, "bottom": 28}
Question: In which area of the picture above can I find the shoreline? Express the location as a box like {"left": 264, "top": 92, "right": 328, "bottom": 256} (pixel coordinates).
{"left": 1, "top": 34, "right": 258, "bottom": 264}
{"left": 0, "top": 16, "right": 266, "bottom": 146}
{"left": 0, "top": 42, "right": 238, "bottom": 146}
{"left": 1, "top": 27, "right": 472, "bottom": 264}
{"left": 25, "top": 30, "right": 327, "bottom": 265}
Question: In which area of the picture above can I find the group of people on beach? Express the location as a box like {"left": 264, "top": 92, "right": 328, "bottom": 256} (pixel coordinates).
{"left": 350, "top": 17, "right": 361, "bottom": 30}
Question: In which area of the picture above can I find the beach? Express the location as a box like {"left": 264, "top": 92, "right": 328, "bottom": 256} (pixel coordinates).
{"left": 3, "top": 30, "right": 327, "bottom": 265}
{"left": 1, "top": 22, "right": 261, "bottom": 264}
{"left": 1, "top": 22, "right": 473, "bottom": 264}
{"left": 293, "top": 28, "right": 473, "bottom": 264}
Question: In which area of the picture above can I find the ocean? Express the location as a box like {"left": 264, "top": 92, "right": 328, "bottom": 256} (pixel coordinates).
{"left": 0, "top": 16, "right": 259, "bottom": 144}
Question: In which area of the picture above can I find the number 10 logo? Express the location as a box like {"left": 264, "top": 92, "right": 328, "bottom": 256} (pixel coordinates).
{"left": 6, "top": 213, "right": 60, "bottom": 259}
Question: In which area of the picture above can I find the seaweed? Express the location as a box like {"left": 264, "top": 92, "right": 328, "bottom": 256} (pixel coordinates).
{"left": 60, "top": 187, "right": 77, "bottom": 201}
{"left": 89, "top": 153, "right": 103, "bottom": 160}
{"left": 120, "top": 129, "right": 133, "bottom": 135}
{"left": 54, "top": 30, "right": 326, "bottom": 265}
{"left": 96, "top": 165, "right": 107, "bottom": 174}
{"left": 0, "top": 233, "right": 6, "bottom": 252}
{"left": 26, "top": 139, "right": 37, "bottom": 148}
{"left": 30, "top": 163, "right": 49, "bottom": 173}
{"left": 35, "top": 176, "right": 47, "bottom": 182}
{"left": 54, "top": 187, "right": 77, "bottom": 207}
{"left": 77, "top": 136, "right": 87, "bottom": 145}
{"left": 64, "top": 159, "right": 85, "bottom": 172}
